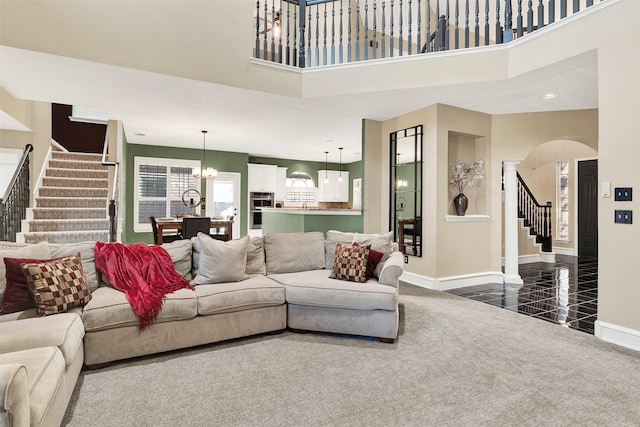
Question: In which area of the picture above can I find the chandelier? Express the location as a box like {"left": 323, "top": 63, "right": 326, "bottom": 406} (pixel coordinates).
{"left": 192, "top": 130, "right": 217, "bottom": 179}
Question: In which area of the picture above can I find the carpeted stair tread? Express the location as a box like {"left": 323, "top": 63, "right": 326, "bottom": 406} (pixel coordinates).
{"left": 46, "top": 167, "right": 109, "bottom": 179}
{"left": 24, "top": 231, "right": 110, "bottom": 244}
{"left": 51, "top": 151, "right": 103, "bottom": 161}
{"left": 38, "top": 187, "right": 108, "bottom": 198}
{"left": 48, "top": 159, "right": 109, "bottom": 171}
{"left": 33, "top": 208, "right": 107, "bottom": 220}
{"left": 27, "top": 218, "right": 110, "bottom": 232}
{"left": 42, "top": 176, "right": 108, "bottom": 188}
{"left": 35, "top": 197, "right": 107, "bottom": 208}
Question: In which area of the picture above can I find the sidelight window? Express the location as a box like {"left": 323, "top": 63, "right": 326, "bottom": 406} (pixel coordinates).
{"left": 557, "top": 161, "right": 570, "bottom": 241}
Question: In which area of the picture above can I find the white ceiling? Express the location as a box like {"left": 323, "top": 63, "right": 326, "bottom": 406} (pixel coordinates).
{"left": 0, "top": 2, "right": 598, "bottom": 164}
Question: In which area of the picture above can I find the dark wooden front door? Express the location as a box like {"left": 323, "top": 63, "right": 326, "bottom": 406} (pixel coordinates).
{"left": 578, "top": 159, "right": 598, "bottom": 257}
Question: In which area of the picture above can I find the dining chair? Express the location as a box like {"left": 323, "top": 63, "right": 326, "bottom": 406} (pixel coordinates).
{"left": 149, "top": 216, "right": 182, "bottom": 245}
{"left": 181, "top": 217, "right": 212, "bottom": 240}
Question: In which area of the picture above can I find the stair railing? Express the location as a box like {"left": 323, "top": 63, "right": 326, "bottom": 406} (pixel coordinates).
{"left": 254, "top": 0, "right": 604, "bottom": 68}
{"left": 0, "top": 144, "right": 34, "bottom": 242}
{"left": 101, "top": 123, "right": 119, "bottom": 242}
{"left": 516, "top": 172, "right": 552, "bottom": 252}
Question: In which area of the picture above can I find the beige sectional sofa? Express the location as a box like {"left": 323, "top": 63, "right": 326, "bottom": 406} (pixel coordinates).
{"left": 0, "top": 231, "right": 403, "bottom": 426}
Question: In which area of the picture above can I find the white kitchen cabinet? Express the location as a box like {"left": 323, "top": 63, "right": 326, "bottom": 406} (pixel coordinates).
{"left": 275, "top": 167, "right": 288, "bottom": 201}
{"left": 248, "top": 163, "right": 277, "bottom": 193}
{"left": 317, "top": 170, "right": 349, "bottom": 202}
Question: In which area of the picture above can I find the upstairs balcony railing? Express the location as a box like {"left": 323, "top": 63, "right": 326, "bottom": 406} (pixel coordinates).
{"left": 255, "top": 0, "right": 604, "bottom": 68}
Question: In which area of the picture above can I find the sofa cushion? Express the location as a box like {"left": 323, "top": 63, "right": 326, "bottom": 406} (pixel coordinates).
{"left": 191, "top": 234, "right": 249, "bottom": 285}
{"left": 264, "top": 232, "right": 325, "bottom": 275}
{"left": 324, "top": 230, "right": 355, "bottom": 269}
{"left": 329, "top": 243, "right": 370, "bottom": 283}
{"left": 353, "top": 231, "right": 393, "bottom": 278}
{"left": 161, "top": 239, "right": 193, "bottom": 280}
{"left": 0, "top": 346, "right": 65, "bottom": 427}
{"left": 0, "top": 242, "right": 50, "bottom": 305}
{"left": 245, "top": 236, "right": 266, "bottom": 275}
{"left": 48, "top": 241, "right": 99, "bottom": 292}
{"left": 195, "top": 275, "right": 285, "bottom": 315}
{"left": 269, "top": 269, "right": 398, "bottom": 311}
{"left": 21, "top": 254, "right": 92, "bottom": 316}
{"left": 1, "top": 255, "right": 64, "bottom": 315}
{"left": 82, "top": 287, "right": 197, "bottom": 332}
{"left": 0, "top": 312, "right": 84, "bottom": 368}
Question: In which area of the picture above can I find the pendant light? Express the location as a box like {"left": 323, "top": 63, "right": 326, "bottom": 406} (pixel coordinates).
{"left": 324, "top": 151, "right": 330, "bottom": 183}
{"left": 338, "top": 147, "right": 343, "bottom": 182}
{"left": 192, "top": 130, "right": 217, "bottom": 179}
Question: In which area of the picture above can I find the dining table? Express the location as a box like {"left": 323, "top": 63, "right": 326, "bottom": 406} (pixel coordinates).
{"left": 155, "top": 218, "right": 233, "bottom": 244}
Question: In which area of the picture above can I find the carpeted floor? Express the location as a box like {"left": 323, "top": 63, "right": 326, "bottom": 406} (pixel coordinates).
{"left": 62, "top": 284, "right": 640, "bottom": 426}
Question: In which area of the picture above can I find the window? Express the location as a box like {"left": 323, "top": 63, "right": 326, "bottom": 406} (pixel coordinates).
{"left": 556, "top": 161, "right": 570, "bottom": 241}
{"left": 69, "top": 105, "right": 108, "bottom": 124}
{"left": 285, "top": 171, "right": 317, "bottom": 206}
{"left": 134, "top": 157, "right": 200, "bottom": 232}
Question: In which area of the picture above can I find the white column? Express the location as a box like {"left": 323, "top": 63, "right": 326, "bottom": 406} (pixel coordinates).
{"left": 503, "top": 161, "right": 523, "bottom": 285}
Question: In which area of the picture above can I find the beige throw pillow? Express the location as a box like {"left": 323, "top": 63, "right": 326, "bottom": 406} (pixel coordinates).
{"left": 161, "top": 239, "right": 193, "bottom": 280}
{"left": 191, "top": 234, "right": 249, "bottom": 285}
{"left": 245, "top": 236, "right": 266, "bottom": 275}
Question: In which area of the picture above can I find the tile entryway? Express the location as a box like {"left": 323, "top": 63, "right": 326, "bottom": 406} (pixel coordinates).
{"left": 446, "top": 255, "right": 598, "bottom": 334}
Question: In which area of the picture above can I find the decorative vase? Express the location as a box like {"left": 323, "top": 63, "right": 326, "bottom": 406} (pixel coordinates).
{"left": 454, "top": 192, "right": 468, "bottom": 216}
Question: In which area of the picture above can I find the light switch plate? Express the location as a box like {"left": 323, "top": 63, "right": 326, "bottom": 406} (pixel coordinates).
{"left": 602, "top": 182, "right": 611, "bottom": 198}
{"left": 614, "top": 187, "right": 632, "bottom": 201}
{"left": 615, "top": 210, "right": 633, "bottom": 224}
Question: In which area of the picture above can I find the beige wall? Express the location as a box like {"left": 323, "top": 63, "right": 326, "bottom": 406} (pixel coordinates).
{"left": 0, "top": 97, "right": 52, "bottom": 206}
{"left": 596, "top": 6, "right": 640, "bottom": 331}
{"left": 372, "top": 104, "right": 494, "bottom": 278}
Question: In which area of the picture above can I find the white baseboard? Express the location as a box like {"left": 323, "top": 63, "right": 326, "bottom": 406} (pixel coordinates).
{"left": 400, "top": 271, "right": 504, "bottom": 291}
{"left": 501, "top": 252, "right": 556, "bottom": 266}
{"left": 553, "top": 246, "right": 576, "bottom": 256}
{"left": 595, "top": 320, "right": 640, "bottom": 352}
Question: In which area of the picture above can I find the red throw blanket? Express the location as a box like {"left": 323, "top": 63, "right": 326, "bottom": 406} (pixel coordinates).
{"left": 94, "top": 241, "right": 194, "bottom": 330}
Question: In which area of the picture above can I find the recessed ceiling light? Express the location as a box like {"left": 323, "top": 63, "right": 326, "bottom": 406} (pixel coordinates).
{"left": 542, "top": 93, "right": 558, "bottom": 100}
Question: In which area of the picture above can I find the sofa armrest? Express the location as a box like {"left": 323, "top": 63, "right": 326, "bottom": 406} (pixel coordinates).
{"left": 378, "top": 251, "right": 404, "bottom": 287}
{"left": 0, "top": 364, "right": 30, "bottom": 427}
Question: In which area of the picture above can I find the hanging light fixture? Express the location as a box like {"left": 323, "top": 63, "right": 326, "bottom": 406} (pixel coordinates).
{"left": 324, "top": 151, "right": 330, "bottom": 183}
{"left": 192, "top": 130, "right": 217, "bottom": 179}
{"left": 338, "top": 147, "right": 343, "bottom": 182}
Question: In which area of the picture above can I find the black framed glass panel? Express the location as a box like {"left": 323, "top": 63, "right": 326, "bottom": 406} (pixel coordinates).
{"left": 390, "top": 125, "right": 423, "bottom": 257}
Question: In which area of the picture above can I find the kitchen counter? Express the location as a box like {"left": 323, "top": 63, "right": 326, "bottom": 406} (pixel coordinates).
{"left": 261, "top": 208, "right": 363, "bottom": 233}
{"left": 260, "top": 208, "right": 361, "bottom": 216}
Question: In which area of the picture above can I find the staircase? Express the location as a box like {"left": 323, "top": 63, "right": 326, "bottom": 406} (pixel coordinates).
{"left": 20, "top": 150, "right": 111, "bottom": 244}
{"left": 516, "top": 172, "right": 553, "bottom": 253}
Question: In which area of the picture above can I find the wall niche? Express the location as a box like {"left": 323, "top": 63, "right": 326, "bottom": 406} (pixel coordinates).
{"left": 447, "top": 131, "right": 487, "bottom": 216}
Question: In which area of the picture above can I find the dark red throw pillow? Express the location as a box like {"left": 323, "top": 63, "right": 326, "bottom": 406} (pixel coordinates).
{"left": 0, "top": 256, "right": 62, "bottom": 315}
{"left": 352, "top": 242, "right": 385, "bottom": 278}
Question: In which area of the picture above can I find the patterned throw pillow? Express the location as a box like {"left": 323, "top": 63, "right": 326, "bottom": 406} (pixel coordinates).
{"left": 21, "top": 253, "right": 92, "bottom": 316}
{"left": 329, "top": 243, "right": 370, "bottom": 283}
{"left": 352, "top": 242, "right": 384, "bottom": 278}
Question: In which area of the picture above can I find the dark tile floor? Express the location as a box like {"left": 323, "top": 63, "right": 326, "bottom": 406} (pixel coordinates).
{"left": 446, "top": 255, "right": 598, "bottom": 334}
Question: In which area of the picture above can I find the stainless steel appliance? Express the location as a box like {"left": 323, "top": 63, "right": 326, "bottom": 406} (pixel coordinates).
{"left": 249, "top": 192, "right": 274, "bottom": 229}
